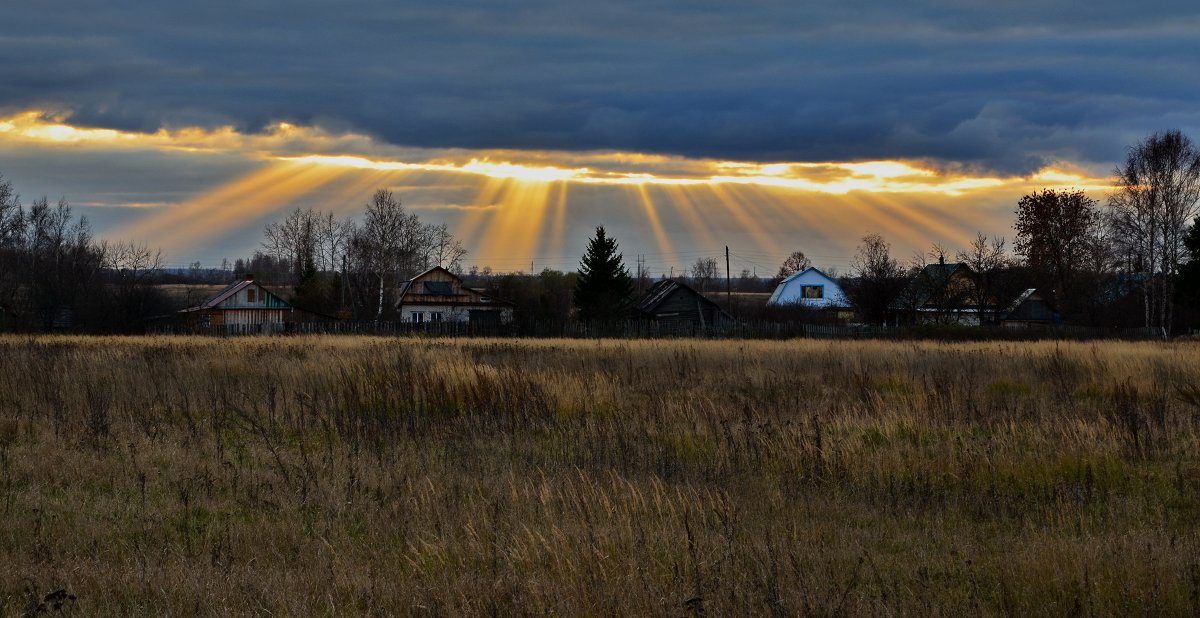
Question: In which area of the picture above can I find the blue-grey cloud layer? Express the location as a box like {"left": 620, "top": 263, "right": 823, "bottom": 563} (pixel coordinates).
{"left": 4, "top": 1, "right": 1200, "bottom": 172}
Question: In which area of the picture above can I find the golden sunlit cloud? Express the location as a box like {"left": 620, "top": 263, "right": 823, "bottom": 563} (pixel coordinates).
{"left": 0, "top": 108, "right": 1119, "bottom": 268}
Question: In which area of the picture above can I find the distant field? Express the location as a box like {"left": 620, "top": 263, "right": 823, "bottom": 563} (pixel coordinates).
{"left": 1, "top": 336, "right": 1199, "bottom": 615}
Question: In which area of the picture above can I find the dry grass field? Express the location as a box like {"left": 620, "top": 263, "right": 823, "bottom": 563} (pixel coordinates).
{"left": 1, "top": 335, "right": 1199, "bottom": 615}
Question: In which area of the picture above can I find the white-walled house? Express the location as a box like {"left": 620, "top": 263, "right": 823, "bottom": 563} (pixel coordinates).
{"left": 767, "top": 267, "right": 853, "bottom": 309}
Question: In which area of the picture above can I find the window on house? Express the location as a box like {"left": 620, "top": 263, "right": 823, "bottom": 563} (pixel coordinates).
{"left": 413, "top": 312, "right": 424, "bottom": 323}
{"left": 431, "top": 312, "right": 443, "bottom": 322}
{"left": 247, "top": 288, "right": 257, "bottom": 303}
{"left": 801, "top": 285, "right": 824, "bottom": 299}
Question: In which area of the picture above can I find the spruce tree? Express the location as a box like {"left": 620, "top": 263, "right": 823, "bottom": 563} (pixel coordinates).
{"left": 573, "top": 226, "right": 634, "bottom": 325}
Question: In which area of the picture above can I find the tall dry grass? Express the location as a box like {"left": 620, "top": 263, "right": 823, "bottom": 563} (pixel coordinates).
{"left": 1, "top": 336, "right": 1199, "bottom": 615}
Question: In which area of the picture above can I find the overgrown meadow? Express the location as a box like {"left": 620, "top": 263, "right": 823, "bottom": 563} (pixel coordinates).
{"left": 1, "top": 336, "right": 1199, "bottom": 615}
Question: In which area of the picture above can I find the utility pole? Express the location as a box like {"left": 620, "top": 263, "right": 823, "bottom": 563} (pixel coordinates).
{"left": 725, "top": 245, "right": 732, "bottom": 312}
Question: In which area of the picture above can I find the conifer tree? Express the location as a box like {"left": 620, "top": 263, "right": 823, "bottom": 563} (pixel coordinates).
{"left": 573, "top": 226, "right": 633, "bottom": 325}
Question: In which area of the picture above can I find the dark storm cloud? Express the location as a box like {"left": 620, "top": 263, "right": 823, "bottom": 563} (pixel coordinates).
{"left": 3, "top": 0, "right": 1200, "bottom": 172}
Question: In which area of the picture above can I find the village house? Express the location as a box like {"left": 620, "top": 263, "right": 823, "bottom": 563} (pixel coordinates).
{"left": 632, "top": 279, "right": 733, "bottom": 333}
{"left": 396, "top": 266, "right": 514, "bottom": 326}
{"left": 890, "top": 261, "right": 991, "bottom": 326}
{"left": 767, "top": 266, "right": 855, "bottom": 318}
{"left": 998, "top": 288, "right": 1059, "bottom": 329}
{"left": 177, "top": 277, "right": 293, "bottom": 333}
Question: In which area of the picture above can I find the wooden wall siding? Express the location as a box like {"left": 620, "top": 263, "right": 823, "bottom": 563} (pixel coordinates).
{"left": 651, "top": 288, "right": 728, "bottom": 326}
{"left": 221, "top": 309, "right": 289, "bottom": 326}
{"left": 403, "top": 267, "right": 499, "bottom": 306}
{"left": 1007, "top": 295, "right": 1055, "bottom": 322}
{"left": 197, "top": 309, "right": 289, "bottom": 326}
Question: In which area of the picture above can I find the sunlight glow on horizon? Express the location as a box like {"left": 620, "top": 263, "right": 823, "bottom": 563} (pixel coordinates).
{"left": 0, "top": 108, "right": 1120, "bottom": 268}
{"left": 277, "top": 153, "right": 1014, "bottom": 195}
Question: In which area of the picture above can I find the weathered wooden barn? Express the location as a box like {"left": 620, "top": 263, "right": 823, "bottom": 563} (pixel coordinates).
{"left": 633, "top": 279, "right": 732, "bottom": 333}
{"left": 177, "top": 277, "right": 293, "bottom": 334}
{"left": 396, "top": 266, "right": 514, "bottom": 326}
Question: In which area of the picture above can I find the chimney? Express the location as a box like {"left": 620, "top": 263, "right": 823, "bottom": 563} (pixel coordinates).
{"left": 938, "top": 254, "right": 945, "bottom": 266}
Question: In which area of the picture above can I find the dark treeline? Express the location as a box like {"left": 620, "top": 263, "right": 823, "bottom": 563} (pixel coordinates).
{"left": 234, "top": 189, "right": 467, "bottom": 319}
{"left": 0, "top": 176, "right": 171, "bottom": 332}
{"left": 3, "top": 130, "right": 1200, "bottom": 335}
{"left": 0, "top": 181, "right": 473, "bottom": 331}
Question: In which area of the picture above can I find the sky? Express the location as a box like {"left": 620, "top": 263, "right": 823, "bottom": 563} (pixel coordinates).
{"left": 1, "top": 1, "right": 1198, "bottom": 275}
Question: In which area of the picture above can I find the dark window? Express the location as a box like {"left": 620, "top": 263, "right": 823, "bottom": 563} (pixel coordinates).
{"left": 247, "top": 288, "right": 257, "bottom": 303}
{"left": 423, "top": 281, "right": 454, "bottom": 295}
{"left": 801, "top": 285, "right": 823, "bottom": 299}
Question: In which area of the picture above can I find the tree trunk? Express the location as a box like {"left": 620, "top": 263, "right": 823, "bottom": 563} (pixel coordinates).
{"left": 1163, "top": 250, "right": 1174, "bottom": 336}
{"left": 376, "top": 273, "right": 385, "bottom": 321}
{"left": 1142, "top": 275, "right": 1152, "bottom": 330}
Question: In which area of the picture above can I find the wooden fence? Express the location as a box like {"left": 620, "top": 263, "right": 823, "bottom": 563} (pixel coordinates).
{"left": 148, "top": 319, "right": 1166, "bottom": 341}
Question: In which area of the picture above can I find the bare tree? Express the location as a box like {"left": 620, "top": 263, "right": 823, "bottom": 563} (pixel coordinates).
{"left": 315, "top": 211, "right": 354, "bottom": 274}
{"left": 776, "top": 251, "right": 812, "bottom": 278}
{"left": 690, "top": 257, "right": 720, "bottom": 292}
{"left": 927, "top": 242, "right": 951, "bottom": 266}
{"left": 1109, "top": 130, "right": 1200, "bottom": 334}
{"left": 957, "top": 232, "right": 1009, "bottom": 321}
{"left": 419, "top": 222, "right": 467, "bottom": 273}
{"left": 348, "top": 190, "right": 426, "bottom": 319}
{"left": 105, "top": 240, "right": 165, "bottom": 323}
{"left": 0, "top": 176, "right": 24, "bottom": 325}
{"left": 19, "top": 197, "right": 106, "bottom": 329}
{"left": 0, "top": 174, "right": 22, "bottom": 248}
{"left": 847, "top": 233, "right": 907, "bottom": 325}
{"left": 262, "top": 208, "right": 320, "bottom": 281}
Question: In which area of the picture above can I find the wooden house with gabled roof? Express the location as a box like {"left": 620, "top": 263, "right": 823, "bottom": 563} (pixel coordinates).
{"left": 998, "top": 288, "right": 1059, "bottom": 328}
{"left": 632, "top": 279, "right": 732, "bottom": 333}
{"left": 890, "top": 261, "right": 992, "bottom": 326}
{"left": 177, "top": 276, "right": 293, "bottom": 333}
{"left": 396, "top": 266, "right": 514, "bottom": 326}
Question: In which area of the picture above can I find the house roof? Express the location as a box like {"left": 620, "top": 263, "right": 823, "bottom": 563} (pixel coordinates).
{"left": 397, "top": 266, "right": 515, "bottom": 307}
{"left": 397, "top": 266, "right": 456, "bottom": 300}
{"left": 998, "top": 288, "right": 1057, "bottom": 321}
{"left": 635, "top": 279, "right": 732, "bottom": 318}
{"left": 178, "top": 279, "right": 287, "bottom": 312}
{"left": 890, "top": 262, "right": 971, "bottom": 309}
{"left": 776, "top": 266, "right": 836, "bottom": 287}
{"left": 1000, "top": 288, "right": 1037, "bottom": 319}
